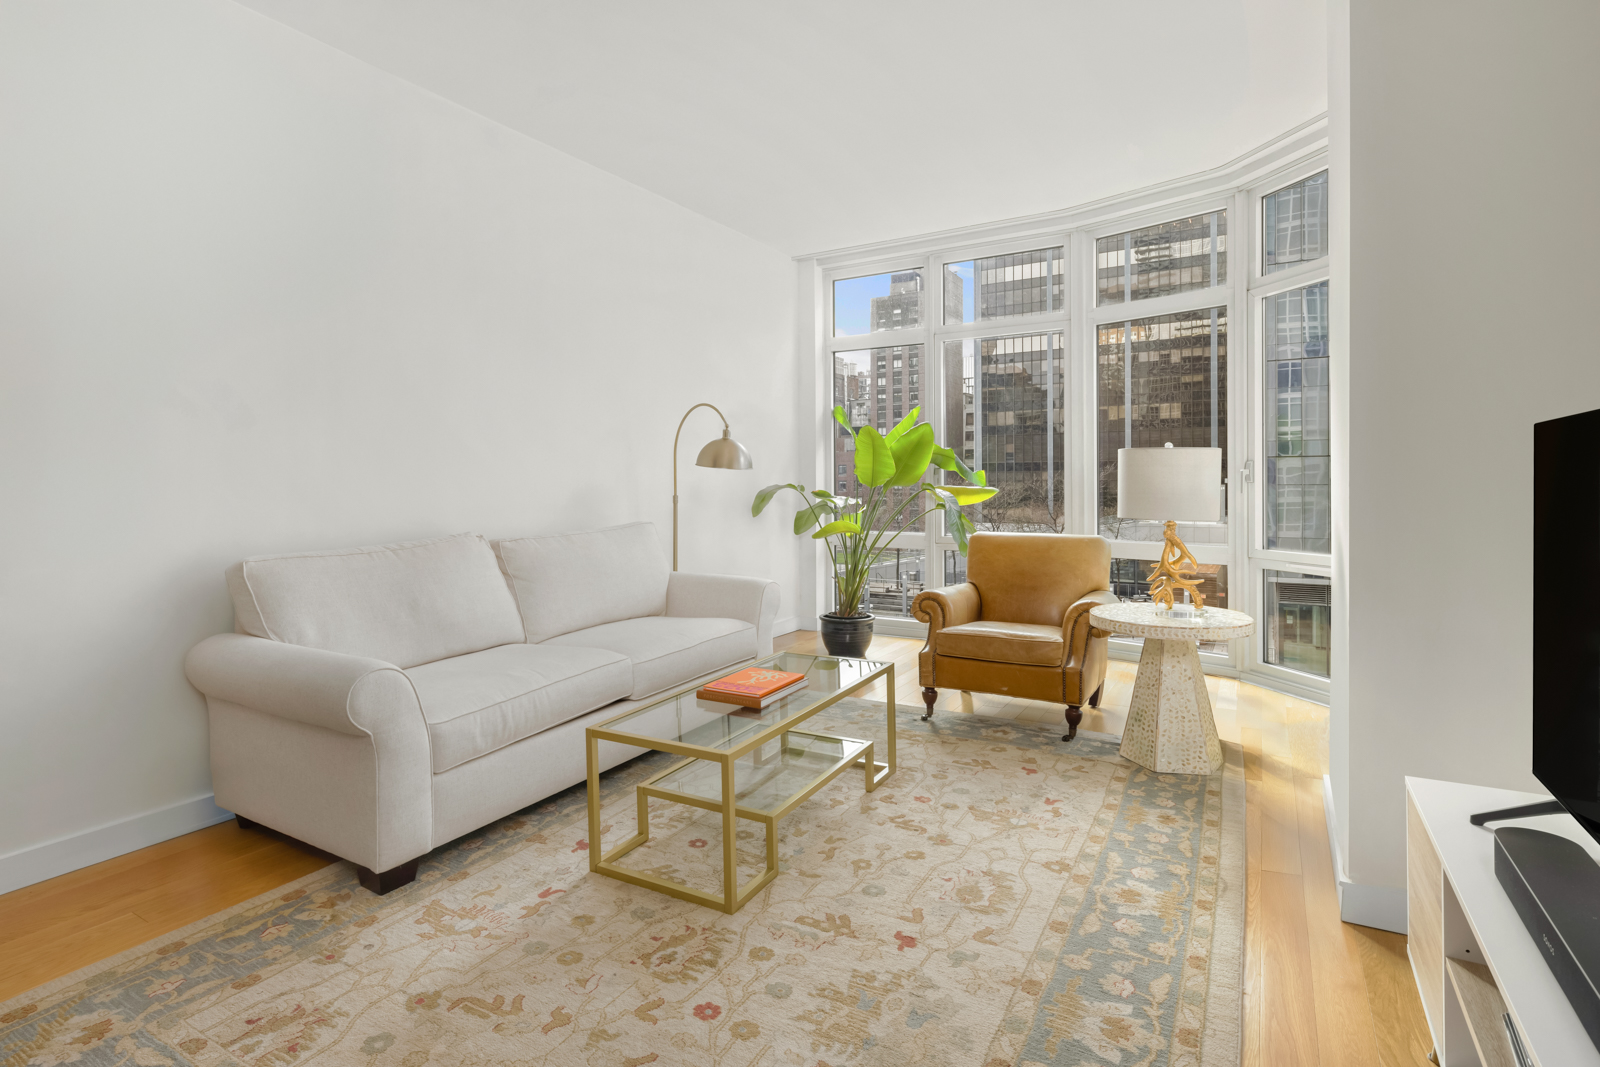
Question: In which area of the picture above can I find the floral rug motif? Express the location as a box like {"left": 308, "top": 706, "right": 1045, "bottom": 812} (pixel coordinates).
{"left": 0, "top": 698, "right": 1242, "bottom": 1067}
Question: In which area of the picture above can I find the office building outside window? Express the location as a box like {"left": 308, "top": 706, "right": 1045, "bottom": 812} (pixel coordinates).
{"left": 1096, "top": 212, "right": 1226, "bottom": 306}
{"left": 1263, "top": 171, "right": 1328, "bottom": 274}
{"left": 1265, "top": 281, "right": 1330, "bottom": 551}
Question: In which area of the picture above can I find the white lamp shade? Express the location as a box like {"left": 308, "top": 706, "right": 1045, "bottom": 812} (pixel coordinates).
{"left": 1117, "top": 446, "right": 1222, "bottom": 522}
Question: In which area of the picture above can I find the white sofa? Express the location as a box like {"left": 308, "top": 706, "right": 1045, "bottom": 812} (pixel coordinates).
{"left": 184, "top": 523, "right": 779, "bottom": 893}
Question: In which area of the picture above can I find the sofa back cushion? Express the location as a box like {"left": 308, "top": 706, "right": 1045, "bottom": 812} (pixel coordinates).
{"left": 966, "top": 532, "right": 1110, "bottom": 627}
{"left": 494, "top": 522, "right": 670, "bottom": 643}
{"left": 226, "top": 533, "right": 524, "bottom": 668}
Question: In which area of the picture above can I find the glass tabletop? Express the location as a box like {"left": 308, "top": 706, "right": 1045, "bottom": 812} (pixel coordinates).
{"left": 650, "top": 732, "right": 871, "bottom": 816}
{"left": 592, "top": 651, "right": 890, "bottom": 753}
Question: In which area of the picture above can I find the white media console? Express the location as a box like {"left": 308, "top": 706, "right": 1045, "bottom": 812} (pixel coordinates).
{"left": 1407, "top": 777, "right": 1600, "bottom": 1066}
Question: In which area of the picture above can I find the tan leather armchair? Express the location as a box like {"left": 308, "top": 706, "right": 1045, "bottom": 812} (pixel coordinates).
{"left": 912, "top": 532, "right": 1118, "bottom": 741}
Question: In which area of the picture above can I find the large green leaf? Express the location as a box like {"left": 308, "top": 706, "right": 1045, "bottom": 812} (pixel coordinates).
{"left": 854, "top": 425, "right": 895, "bottom": 486}
{"left": 885, "top": 406, "right": 921, "bottom": 443}
{"left": 812, "top": 519, "right": 862, "bottom": 540}
{"left": 810, "top": 487, "right": 835, "bottom": 499}
{"left": 929, "top": 445, "right": 987, "bottom": 487}
{"left": 886, "top": 422, "right": 936, "bottom": 486}
{"left": 794, "top": 506, "right": 822, "bottom": 535}
{"left": 752, "top": 482, "right": 796, "bottom": 517}
{"left": 832, "top": 405, "right": 852, "bottom": 432}
{"left": 942, "top": 484, "right": 998, "bottom": 505}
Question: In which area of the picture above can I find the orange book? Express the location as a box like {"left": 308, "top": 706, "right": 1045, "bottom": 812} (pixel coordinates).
{"left": 698, "top": 667, "right": 808, "bottom": 709}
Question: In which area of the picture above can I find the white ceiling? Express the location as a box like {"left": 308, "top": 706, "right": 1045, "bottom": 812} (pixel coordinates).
{"left": 237, "top": 0, "right": 1327, "bottom": 256}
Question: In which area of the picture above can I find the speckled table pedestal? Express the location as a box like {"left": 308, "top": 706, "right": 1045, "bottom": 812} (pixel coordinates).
{"left": 1089, "top": 602, "right": 1256, "bottom": 775}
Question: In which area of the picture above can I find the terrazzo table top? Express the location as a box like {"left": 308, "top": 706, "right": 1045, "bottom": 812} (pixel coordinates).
{"left": 1090, "top": 601, "right": 1256, "bottom": 642}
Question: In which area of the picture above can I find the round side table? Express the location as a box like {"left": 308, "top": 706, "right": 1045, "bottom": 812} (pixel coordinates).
{"left": 1089, "top": 602, "right": 1255, "bottom": 775}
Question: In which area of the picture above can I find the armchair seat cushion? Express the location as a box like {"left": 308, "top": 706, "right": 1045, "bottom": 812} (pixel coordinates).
{"left": 542, "top": 616, "right": 756, "bottom": 700}
{"left": 406, "top": 644, "right": 632, "bottom": 772}
{"left": 937, "top": 620, "right": 1064, "bottom": 666}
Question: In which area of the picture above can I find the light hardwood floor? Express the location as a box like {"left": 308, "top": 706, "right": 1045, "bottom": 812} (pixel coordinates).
{"left": 0, "top": 631, "right": 1437, "bottom": 1065}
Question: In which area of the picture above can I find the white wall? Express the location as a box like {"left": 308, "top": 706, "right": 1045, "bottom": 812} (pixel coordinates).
{"left": 0, "top": 0, "right": 800, "bottom": 886}
{"left": 1328, "top": 0, "right": 1600, "bottom": 929}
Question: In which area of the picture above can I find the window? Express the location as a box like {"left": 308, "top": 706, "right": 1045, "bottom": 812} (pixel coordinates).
{"left": 1096, "top": 308, "right": 1227, "bottom": 543}
{"left": 1263, "top": 570, "right": 1330, "bottom": 677}
{"left": 833, "top": 269, "right": 923, "bottom": 337}
{"left": 941, "top": 331, "right": 1064, "bottom": 531}
{"left": 1264, "top": 281, "right": 1330, "bottom": 551}
{"left": 1096, "top": 212, "right": 1226, "bottom": 306}
{"left": 942, "top": 246, "right": 1065, "bottom": 324}
{"left": 1263, "top": 171, "right": 1328, "bottom": 273}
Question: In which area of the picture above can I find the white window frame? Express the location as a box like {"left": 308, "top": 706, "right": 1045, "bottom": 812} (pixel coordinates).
{"left": 807, "top": 120, "right": 1331, "bottom": 692}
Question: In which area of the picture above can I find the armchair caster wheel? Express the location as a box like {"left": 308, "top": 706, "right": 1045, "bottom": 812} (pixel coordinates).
{"left": 921, "top": 686, "right": 937, "bottom": 722}
{"left": 1062, "top": 704, "right": 1083, "bottom": 742}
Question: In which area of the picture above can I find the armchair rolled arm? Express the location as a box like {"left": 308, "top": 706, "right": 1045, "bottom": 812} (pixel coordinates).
{"left": 913, "top": 583, "right": 981, "bottom": 633}
{"left": 184, "top": 633, "right": 412, "bottom": 737}
{"left": 667, "top": 571, "right": 781, "bottom": 655}
{"left": 1062, "top": 589, "right": 1120, "bottom": 663}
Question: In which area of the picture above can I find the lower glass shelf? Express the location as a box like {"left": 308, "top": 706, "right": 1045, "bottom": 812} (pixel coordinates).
{"left": 644, "top": 730, "right": 871, "bottom": 819}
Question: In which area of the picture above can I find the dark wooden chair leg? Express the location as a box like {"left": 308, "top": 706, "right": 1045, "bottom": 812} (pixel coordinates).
{"left": 1062, "top": 704, "right": 1083, "bottom": 742}
{"left": 921, "top": 687, "right": 937, "bottom": 722}
{"left": 355, "top": 858, "right": 419, "bottom": 895}
{"left": 1088, "top": 682, "right": 1104, "bottom": 708}
{"left": 235, "top": 814, "right": 260, "bottom": 831}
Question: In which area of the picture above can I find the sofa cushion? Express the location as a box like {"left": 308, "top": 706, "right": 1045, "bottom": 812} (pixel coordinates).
{"left": 227, "top": 533, "right": 524, "bottom": 669}
{"left": 541, "top": 616, "right": 756, "bottom": 700}
{"left": 938, "top": 620, "right": 1064, "bottom": 666}
{"left": 405, "top": 643, "right": 632, "bottom": 772}
{"left": 494, "top": 523, "right": 670, "bottom": 643}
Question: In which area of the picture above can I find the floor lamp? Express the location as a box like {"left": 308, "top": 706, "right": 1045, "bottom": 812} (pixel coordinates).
{"left": 672, "top": 402, "right": 752, "bottom": 571}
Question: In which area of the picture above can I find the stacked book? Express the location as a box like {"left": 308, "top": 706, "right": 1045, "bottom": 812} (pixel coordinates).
{"left": 697, "top": 667, "right": 808, "bottom": 709}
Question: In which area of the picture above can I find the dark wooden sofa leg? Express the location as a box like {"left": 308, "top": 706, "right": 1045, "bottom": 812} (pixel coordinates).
{"left": 1062, "top": 705, "right": 1083, "bottom": 743}
{"left": 355, "top": 859, "right": 419, "bottom": 896}
{"left": 921, "top": 687, "right": 937, "bottom": 722}
{"left": 235, "top": 814, "right": 260, "bottom": 831}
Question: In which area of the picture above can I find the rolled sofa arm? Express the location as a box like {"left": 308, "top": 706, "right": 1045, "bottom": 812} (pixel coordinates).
{"left": 184, "top": 633, "right": 414, "bottom": 737}
{"left": 912, "top": 583, "right": 981, "bottom": 632}
{"left": 1062, "top": 589, "right": 1121, "bottom": 661}
{"left": 666, "top": 572, "right": 782, "bottom": 655}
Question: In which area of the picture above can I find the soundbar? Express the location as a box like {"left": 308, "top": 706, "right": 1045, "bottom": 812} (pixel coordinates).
{"left": 1494, "top": 826, "right": 1600, "bottom": 1052}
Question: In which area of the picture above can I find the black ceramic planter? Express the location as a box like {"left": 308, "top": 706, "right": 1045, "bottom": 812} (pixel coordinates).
{"left": 819, "top": 612, "right": 875, "bottom": 658}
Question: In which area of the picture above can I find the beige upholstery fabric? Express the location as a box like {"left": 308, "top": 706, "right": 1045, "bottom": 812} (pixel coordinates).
{"left": 405, "top": 644, "right": 632, "bottom": 772}
{"left": 542, "top": 616, "right": 755, "bottom": 700}
{"left": 190, "top": 634, "right": 434, "bottom": 872}
{"left": 666, "top": 571, "right": 781, "bottom": 656}
{"left": 226, "top": 533, "right": 523, "bottom": 669}
{"left": 427, "top": 663, "right": 752, "bottom": 847}
{"left": 495, "top": 523, "right": 670, "bottom": 643}
{"left": 937, "top": 620, "right": 1065, "bottom": 666}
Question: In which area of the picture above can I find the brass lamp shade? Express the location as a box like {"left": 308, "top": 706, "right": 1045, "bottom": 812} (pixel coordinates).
{"left": 695, "top": 430, "right": 752, "bottom": 470}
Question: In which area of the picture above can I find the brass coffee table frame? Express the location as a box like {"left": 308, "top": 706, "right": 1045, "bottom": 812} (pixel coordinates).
{"left": 584, "top": 655, "right": 895, "bottom": 914}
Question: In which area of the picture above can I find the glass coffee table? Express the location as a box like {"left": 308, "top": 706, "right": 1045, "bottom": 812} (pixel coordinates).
{"left": 584, "top": 651, "right": 894, "bottom": 913}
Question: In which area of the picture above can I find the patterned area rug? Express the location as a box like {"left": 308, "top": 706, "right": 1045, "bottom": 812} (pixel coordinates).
{"left": 0, "top": 698, "right": 1243, "bottom": 1067}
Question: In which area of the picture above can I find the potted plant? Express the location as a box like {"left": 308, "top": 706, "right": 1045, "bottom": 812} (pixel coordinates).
{"left": 752, "top": 405, "right": 996, "bottom": 657}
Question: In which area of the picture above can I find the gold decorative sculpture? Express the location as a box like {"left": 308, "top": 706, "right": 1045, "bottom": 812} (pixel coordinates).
{"left": 1145, "top": 520, "right": 1206, "bottom": 611}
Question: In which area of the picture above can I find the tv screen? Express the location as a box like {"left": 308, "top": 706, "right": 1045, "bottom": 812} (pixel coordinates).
{"left": 1534, "top": 407, "right": 1600, "bottom": 842}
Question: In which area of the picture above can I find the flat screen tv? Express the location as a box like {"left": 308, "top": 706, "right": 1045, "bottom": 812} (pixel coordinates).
{"left": 1534, "top": 406, "right": 1600, "bottom": 843}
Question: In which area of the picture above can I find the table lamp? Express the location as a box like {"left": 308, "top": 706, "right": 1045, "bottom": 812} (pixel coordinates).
{"left": 673, "top": 402, "right": 752, "bottom": 570}
{"left": 1117, "top": 443, "right": 1222, "bottom": 611}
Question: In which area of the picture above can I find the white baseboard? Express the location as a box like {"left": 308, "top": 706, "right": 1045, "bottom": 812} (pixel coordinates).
{"left": 1322, "top": 773, "right": 1407, "bottom": 933}
{"left": 0, "top": 794, "right": 234, "bottom": 896}
{"left": 773, "top": 615, "right": 801, "bottom": 637}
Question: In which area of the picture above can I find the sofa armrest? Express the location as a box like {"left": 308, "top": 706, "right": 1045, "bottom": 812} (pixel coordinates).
{"left": 184, "top": 633, "right": 415, "bottom": 737}
{"left": 912, "top": 583, "right": 981, "bottom": 633}
{"left": 666, "top": 572, "right": 782, "bottom": 656}
{"left": 1062, "top": 589, "right": 1120, "bottom": 663}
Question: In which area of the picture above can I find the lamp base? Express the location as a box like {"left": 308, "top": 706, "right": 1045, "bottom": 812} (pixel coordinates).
{"left": 1145, "top": 520, "right": 1206, "bottom": 611}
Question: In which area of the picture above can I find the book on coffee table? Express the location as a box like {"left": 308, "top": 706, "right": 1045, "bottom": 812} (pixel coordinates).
{"left": 698, "top": 667, "right": 808, "bottom": 709}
